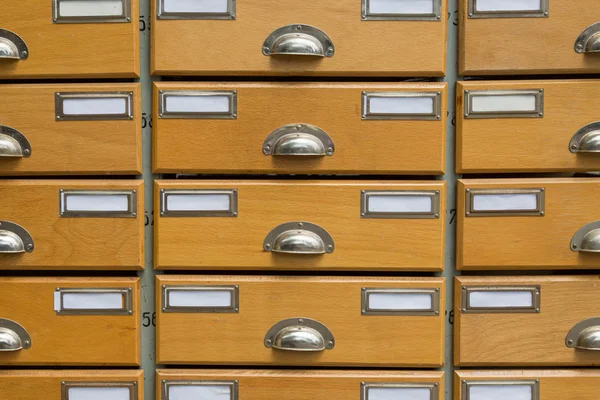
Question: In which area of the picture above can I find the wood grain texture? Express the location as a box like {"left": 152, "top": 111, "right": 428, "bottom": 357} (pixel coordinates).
{"left": 0, "top": 1, "right": 139, "bottom": 79}
{"left": 457, "top": 80, "right": 600, "bottom": 173}
{"left": 157, "top": 369, "right": 444, "bottom": 400}
{"left": 0, "top": 180, "right": 144, "bottom": 270}
{"left": 151, "top": 1, "right": 447, "bottom": 76}
{"left": 459, "top": 0, "right": 600, "bottom": 75}
{"left": 0, "top": 83, "right": 142, "bottom": 175}
{"left": 0, "top": 277, "right": 140, "bottom": 366}
{"left": 155, "top": 180, "right": 446, "bottom": 271}
{"left": 154, "top": 82, "right": 446, "bottom": 175}
{"left": 455, "top": 370, "right": 600, "bottom": 400}
{"left": 0, "top": 370, "right": 143, "bottom": 400}
{"left": 157, "top": 275, "right": 445, "bottom": 367}
{"left": 458, "top": 178, "right": 600, "bottom": 270}
{"left": 455, "top": 276, "right": 600, "bottom": 367}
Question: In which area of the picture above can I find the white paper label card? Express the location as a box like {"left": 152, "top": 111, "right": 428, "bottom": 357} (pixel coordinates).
{"left": 163, "top": 380, "right": 238, "bottom": 400}
{"left": 62, "top": 382, "right": 137, "bottom": 400}
{"left": 162, "top": 286, "right": 239, "bottom": 313}
{"left": 465, "top": 89, "right": 544, "bottom": 118}
{"left": 158, "top": 0, "right": 236, "bottom": 20}
{"left": 159, "top": 90, "right": 237, "bottom": 118}
{"left": 362, "top": 383, "right": 438, "bottom": 400}
{"left": 462, "top": 286, "right": 541, "bottom": 313}
{"left": 362, "top": 0, "right": 442, "bottom": 20}
{"left": 362, "top": 92, "right": 442, "bottom": 120}
{"left": 160, "top": 189, "right": 238, "bottom": 217}
{"left": 53, "top": 0, "right": 131, "bottom": 23}
{"left": 466, "top": 188, "right": 545, "bottom": 217}
{"left": 362, "top": 288, "right": 440, "bottom": 316}
{"left": 468, "top": 0, "right": 549, "bottom": 18}
{"left": 361, "top": 190, "right": 440, "bottom": 219}
{"left": 462, "top": 381, "right": 539, "bottom": 400}
{"left": 60, "top": 189, "right": 137, "bottom": 218}
{"left": 55, "top": 92, "right": 133, "bottom": 120}
{"left": 54, "top": 288, "right": 133, "bottom": 315}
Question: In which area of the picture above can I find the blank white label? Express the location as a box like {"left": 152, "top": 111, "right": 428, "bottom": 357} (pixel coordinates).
{"left": 368, "top": 387, "right": 432, "bottom": 400}
{"left": 369, "top": 195, "right": 433, "bottom": 213}
{"left": 169, "top": 385, "right": 232, "bottom": 400}
{"left": 163, "top": 0, "right": 229, "bottom": 13}
{"left": 469, "top": 291, "right": 533, "bottom": 308}
{"left": 63, "top": 194, "right": 130, "bottom": 212}
{"left": 471, "top": 95, "right": 537, "bottom": 113}
{"left": 59, "top": 0, "right": 124, "bottom": 17}
{"left": 62, "top": 98, "right": 128, "bottom": 116}
{"left": 368, "top": 0, "right": 434, "bottom": 14}
{"left": 68, "top": 387, "right": 131, "bottom": 400}
{"left": 472, "top": 193, "right": 537, "bottom": 211}
{"left": 369, "top": 293, "right": 433, "bottom": 311}
{"left": 368, "top": 97, "right": 434, "bottom": 115}
{"left": 54, "top": 292, "right": 124, "bottom": 311}
{"left": 166, "top": 194, "right": 230, "bottom": 212}
{"left": 469, "top": 385, "right": 533, "bottom": 400}
{"left": 169, "top": 290, "right": 232, "bottom": 308}
{"left": 165, "top": 96, "right": 230, "bottom": 113}
{"left": 475, "top": 0, "right": 541, "bottom": 12}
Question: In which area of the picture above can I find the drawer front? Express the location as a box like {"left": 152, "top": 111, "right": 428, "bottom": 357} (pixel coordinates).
{"left": 0, "top": 370, "right": 143, "bottom": 400}
{"left": 151, "top": 0, "right": 447, "bottom": 77}
{"left": 457, "top": 80, "right": 600, "bottom": 173}
{"left": 155, "top": 180, "right": 446, "bottom": 271}
{"left": 458, "top": 178, "right": 600, "bottom": 270}
{"left": 0, "top": 84, "right": 142, "bottom": 175}
{"left": 460, "top": 0, "right": 600, "bottom": 75}
{"left": 158, "top": 369, "right": 444, "bottom": 400}
{"left": 157, "top": 276, "right": 445, "bottom": 367}
{"left": 456, "top": 370, "right": 600, "bottom": 400}
{"left": 455, "top": 276, "right": 600, "bottom": 367}
{"left": 0, "top": 277, "right": 140, "bottom": 366}
{"left": 154, "top": 82, "right": 446, "bottom": 175}
{"left": 0, "top": 180, "right": 144, "bottom": 270}
{"left": 1, "top": 1, "right": 139, "bottom": 79}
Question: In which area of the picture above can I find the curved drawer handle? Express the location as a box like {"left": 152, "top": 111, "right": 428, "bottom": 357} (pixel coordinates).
{"left": 576, "top": 22, "right": 600, "bottom": 53}
{"left": 263, "top": 222, "right": 334, "bottom": 255}
{"left": 570, "top": 122, "right": 600, "bottom": 153}
{"left": 571, "top": 221, "right": 600, "bottom": 253}
{"left": 0, "top": 318, "right": 31, "bottom": 352}
{"left": 0, "top": 29, "right": 29, "bottom": 60}
{"left": 262, "top": 24, "right": 334, "bottom": 57}
{"left": 0, "top": 221, "right": 34, "bottom": 254}
{"left": 0, "top": 126, "right": 32, "bottom": 158}
{"left": 263, "top": 124, "right": 335, "bottom": 157}
{"left": 566, "top": 317, "right": 600, "bottom": 350}
{"left": 264, "top": 318, "right": 335, "bottom": 352}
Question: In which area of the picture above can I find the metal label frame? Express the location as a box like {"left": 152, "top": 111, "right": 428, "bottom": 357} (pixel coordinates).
{"left": 55, "top": 288, "right": 134, "bottom": 316}
{"left": 59, "top": 189, "right": 138, "bottom": 218}
{"left": 62, "top": 382, "right": 137, "bottom": 400}
{"left": 461, "top": 286, "right": 541, "bottom": 314}
{"left": 158, "top": 90, "right": 238, "bottom": 119}
{"left": 157, "top": 0, "right": 236, "bottom": 20}
{"left": 159, "top": 189, "right": 238, "bottom": 217}
{"left": 362, "top": 288, "right": 440, "bottom": 316}
{"left": 362, "top": 382, "right": 439, "bottom": 400}
{"left": 468, "top": 0, "right": 549, "bottom": 18}
{"left": 361, "top": 0, "right": 442, "bottom": 21}
{"left": 462, "top": 380, "right": 540, "bottom": 400}
{"left": 362, "top": 92, "right": 442, "bottom": 120}
{"left": 361, "top": 190, "right": 441, "bottom": 219}
{"left": 162, "top": 285, "right": 240, "bottom": 313}
{"left": 465, "top": 188, "right": 545, "bottom": 217}
{"left": 53, "top": 0, "right": 132, "bottom": 23}
{"left": 55, "top": 92, "right": 134, "bottom": 121}
{"left": 464, "top": 89, "right": 544, "bottom": 119}
{"left": 162, "top": 380, "right": 239, "bottom": 400}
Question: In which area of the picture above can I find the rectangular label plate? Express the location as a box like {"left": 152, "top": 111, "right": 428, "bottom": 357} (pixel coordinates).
{"left": 468, "top": 0, "right": 549, "bottom": 18}
{"left": 462, "top": 286, "right": 541, "bottom": 313}
{"left": 158, "top": 90, "right": 237, "bottom": 119}
{"left": 53, "top": 0, "right": 132, "bottom": 23}
{"left": 55, "top": 92, "right": 134, "bottom": 120}
{"left": 62, "top": 382, "right": 137, "bottom": 400}
{"left": 54, "top": 288, "right": 134, "bottom": 315}
{"left": 465, "top": 188, "right": 545, "bottom": 217}
{"left": 362, "top": 383, "right": 439, "bottom": 400}
{"left": 361, "top": 190, "right": 440, "bottom": 219}
{"left": 362, "top": 92, "right": 442, "bottom": 120}
{"left": 160, "top": 189, "right": 238, "bottom": 217}
{"left": 162, "top": 285, "right": 239, "bottom": 313}
{"left": 163, "top": 380, "right": 238, "bottom": 400}
{"left": 157, "top": 0, "right": 236, "bottom": 20}
{"left": 362, "top": 288, "right": 440, "bottom": 316}
{"left": 464, "top": 89, "right": 544, "bottom": 119}
{"left": 362, "top": 0, "right": 442, "bottom": 20}
{"left": 462, "top": 380, "right": 540, "bottom": 400}
{"left": 60, "top": 189, "right": 137, "bottom": 218}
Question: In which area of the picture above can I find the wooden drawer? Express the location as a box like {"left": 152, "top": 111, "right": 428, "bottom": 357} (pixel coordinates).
{"left": 1, "top": 0, "right": 139, "bottom": 79}
{"left": 157, "top": 369, "right": 444, "bottom": 400}
{"left": 0, "top": 83, "right": 142, "bottom": 176}
{"left": 0, "top": 370, "right": 143, "bottom": 400}
{"left": 155, "top": 180, "right": 446, "bottom": 271}
{"left": 151, "top": 0, "right": 447, "bottom": 77}
{"left": 458, "top": 178, "right": 600, "bottom": 270}
{"left": 459, "top": 0, "right": 600, "bottom": 75}
{"left": 154, "top": 82, "right": 446, "bottom": 175}
{"left": 457, "top": 80, "right": 600, "bottom": 173}
{"left": 456, "top": 370, "right": 600, "bottom": 400}
{"left": 455, "top": 276, "right": 600, "bottom": 367}
{"left": 0, "top": 180, "right": 144, "bottom": 270}
{"left": 0, "top": 277, "right": 140, "bottom": 366}
{"left": 157, "top": 275, "right": 445, "bottom": 367}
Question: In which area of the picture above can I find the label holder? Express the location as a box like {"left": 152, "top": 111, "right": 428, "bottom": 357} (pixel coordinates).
{"left": 464, "top": 89, "right": 544, "bottom": 119}
{"left": 162, "top": 380, "right": 239, "bottom": 400}
{"left": 54, "top": 288, "right": 134, "bottom": 316}
{"left": 465, "top": 188, "right": 545, "bottom": 217}
{"left": 362, "top": 92, "right": 442, "bottom": 120}
{"left": 157, "top": 0, "right": 236, "bottom": 20}
{"left": 62, "top": 382, "right": 137, "bottom": 400}
{"left": 162, "top": 285, "right": 240, "bottom": 313}
{"left": 468, "top": 0, "right": 549, "bottom": 19}
{"left": 361, "top": 0, "right": 442, "bottom": 21}
{"left": 362, "top": 382, "right": 439, "bottom": 400}
{"left": 158, "top": 90, "right": 238, "bottom": 119}
{"left": 55, "top": 92, "right": 134, "bottom": 121}
{"left": 53, "top": 0, "right": 132, "bottom": 24}
{"left": 159, "top": 189, "right": 238, "bottom": 217}
{"left": 362, "top": 288, "right": 440, "bottom": 316}
{"left": 361, "top": 190, "right": 441, "bottom": 219}
{"left": 461, "top": 380, "right": 540, "bottom": 400}
{"left": 462, "top": 286, "right": 541, "bottom": 314}
{"left": 59, "top": 189, "right": 138, "bottom": 218}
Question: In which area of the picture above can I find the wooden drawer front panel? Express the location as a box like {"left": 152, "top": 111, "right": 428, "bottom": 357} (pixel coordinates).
{"left": 0, "top": 180, "right": 144, "bottom": 270}
{"left": 0, "top": 370, "right": 143, "bottom": 400}
{"left": 458, "top": 178, "right": 600, "bottom": 270}
{"left": 154, "top": 82, "right": 446, "bottom": 175}
{"left": 0, "top": 83, "right": 142, "bottom": 176}
{"left": 157, "top": 276, "right": 445, "bottom": 367}
{"left": 151, "top": 0, "right": 447, "bottom": 77}
{"left": 0, "top": 1, "right": 139, "bottom": 79}
{"left": 455, "top": 276, "right": 600, "bottom": 367}
{"left": 155, "top": 180, "right": 446, "bottom": 271}
{"left": 460, "top": 0, "right": 600, "bottom": 75}
{"left": 457, "top": 80, "right": 600, "bottom": 173}
{"left": 0, "top": 277, "right": 140, "bottom": 366}
{"left": 158, "top": 369, "right": 444, "bottom": 400}
{"left": 455, "top": 370, "right": 600, "bottom": 400}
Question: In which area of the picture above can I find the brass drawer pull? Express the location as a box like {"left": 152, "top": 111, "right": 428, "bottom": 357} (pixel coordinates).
{"left": 0, "top": 221, "right": 34, "bottom": 254}
{"left": 262, "top": 25, "right": 334, "bottom": 58}
{"left": 0, "top": 318, "right": 31, "bottom": 352}
{"left": 263, "top": 222, "right": 334, "bottom": 255}
{"left": 263, "top": 124, "right": 334, "bottom": 157}
{"left": 264, "top": 318, "right": 335, "bottom": 352}
{"left": 0, "top": 126, "right": 31, "bottom": 158}
{"left": 0, "top": 29, "right": 28, "bottom": 60}
{"left": 566, "top": 317, "right": 600, "bottom": 350}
